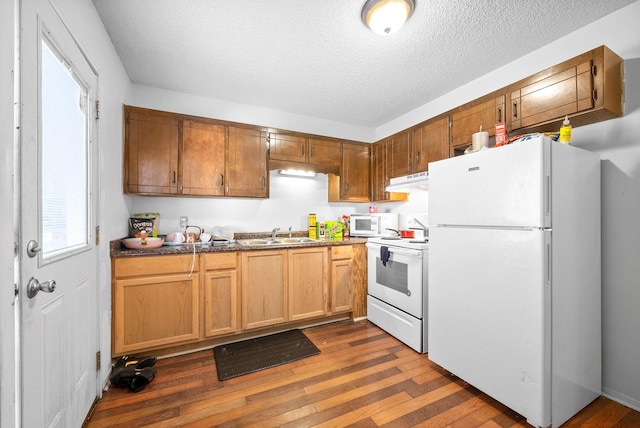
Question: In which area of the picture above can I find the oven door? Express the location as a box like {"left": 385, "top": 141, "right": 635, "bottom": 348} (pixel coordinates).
{"left": 366, "top": 242, "right": 425, "bottom": 318}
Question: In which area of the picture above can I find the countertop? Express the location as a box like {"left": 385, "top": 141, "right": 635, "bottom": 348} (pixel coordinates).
{"left": 110, "top": 232, "right": 368, "bottom": 258}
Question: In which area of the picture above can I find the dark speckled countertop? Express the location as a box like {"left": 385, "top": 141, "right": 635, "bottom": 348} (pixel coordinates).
{"left": 110, "top": 232, "right": 368, "bottom": 258}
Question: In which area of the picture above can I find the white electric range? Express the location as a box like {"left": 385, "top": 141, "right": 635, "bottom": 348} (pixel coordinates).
{"left": 365, "top": 236, "right": 429, "bottom": 353}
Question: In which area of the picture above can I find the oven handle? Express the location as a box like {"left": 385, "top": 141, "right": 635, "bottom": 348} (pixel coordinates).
{"left": 366, "top": 243, "right": 424, "bottom": 258}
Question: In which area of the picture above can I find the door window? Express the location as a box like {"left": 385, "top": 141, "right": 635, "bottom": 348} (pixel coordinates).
{"left": 40, "top": 38, "right": 89, "bottom": 260}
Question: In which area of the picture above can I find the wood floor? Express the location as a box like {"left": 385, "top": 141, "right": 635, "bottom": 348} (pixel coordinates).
{"left": 86, "top": 320, "right": 640, "bottom": 427}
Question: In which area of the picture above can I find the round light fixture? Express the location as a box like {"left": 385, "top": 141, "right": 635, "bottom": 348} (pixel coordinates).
{"left": 361, "top": 0, "right": 415, "bottom": 35}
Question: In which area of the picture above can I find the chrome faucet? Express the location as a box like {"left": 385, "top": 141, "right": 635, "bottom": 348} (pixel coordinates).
{"left": 288, "top": 226, "right": 292, "bottom": 238}
{"left": 272, "top": 227, "right": 280, "bottom": 239}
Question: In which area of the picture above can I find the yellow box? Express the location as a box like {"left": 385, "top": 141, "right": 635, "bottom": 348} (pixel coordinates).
{"left": 324, "top": 221, "right": 343, "bottom": 240}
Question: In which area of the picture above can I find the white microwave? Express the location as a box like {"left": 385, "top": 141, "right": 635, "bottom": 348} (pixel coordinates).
{"left": 349, "top": 213, "right": 399, "bottom": 237}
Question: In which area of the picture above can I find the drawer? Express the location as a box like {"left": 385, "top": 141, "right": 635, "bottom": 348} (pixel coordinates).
{"left": 113, "top": 254, "right": 198, "bottom": 278}
{"left": 202, "top": 252, "right": 238, "bottom": 270}
{"left": 331, "top": 245, "right": 353, "bottom": 260}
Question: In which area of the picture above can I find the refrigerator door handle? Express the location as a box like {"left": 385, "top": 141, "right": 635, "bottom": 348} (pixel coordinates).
{"left": 545, "top": 174, "right": 551, "bottom": 221}
{"left": 545, "top": 242, "right": 552, "bottom": 286}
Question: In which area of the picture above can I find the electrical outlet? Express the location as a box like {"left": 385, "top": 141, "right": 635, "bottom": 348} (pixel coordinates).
{"left": 179, "top": 216, "right": 188, "bottom": 228}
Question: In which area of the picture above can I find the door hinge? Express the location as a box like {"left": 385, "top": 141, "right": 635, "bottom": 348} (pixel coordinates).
{"left": 95, "top": 226, "right": 101, "bottom": 245}
{"left": 95, "top": 100, "right": 100, "bottom": 120}
{"left": 96, "top": 351, "right": 101, "bottom": 370}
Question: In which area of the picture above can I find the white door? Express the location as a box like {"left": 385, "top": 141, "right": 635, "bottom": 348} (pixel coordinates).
{"left": 20, "top": 0, "right": 99, "bottom": 426}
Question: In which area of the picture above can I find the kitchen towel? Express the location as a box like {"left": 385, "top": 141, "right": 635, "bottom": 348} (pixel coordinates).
{"left": 380, "top": 246, "right": 390, "bottom": 266}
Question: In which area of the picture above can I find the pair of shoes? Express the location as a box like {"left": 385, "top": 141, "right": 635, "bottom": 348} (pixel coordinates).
{"left": 109, "top": 355, "right": 158, "bottom": 393}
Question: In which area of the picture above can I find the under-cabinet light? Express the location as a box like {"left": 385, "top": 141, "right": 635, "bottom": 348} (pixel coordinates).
{"left": 279, "top": 169, "right": 316, "bottom": 178}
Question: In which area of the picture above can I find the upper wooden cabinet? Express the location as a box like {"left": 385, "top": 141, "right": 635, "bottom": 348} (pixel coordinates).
{"left": 124, "top": 107, "right": 179, "bottom": 195}
{"left": 412, "top": 117, "right": 450, "bottom": 171}
{"left": 268, "top": 132, "right": 307, "bottom": 163}
{"left": 450, "top": 95, "right": 505, "bottom": 156}
{"left": 227, "top": 126, "right": 268, "bottom": 198}
{"left": 387, "top": 131, "right": 412, "bottom": 178}
{"left": 370, "top": 140, "right": 408, "bottom": 203}
{"left": 181, "top": 120, "right": 225, "bottom": 196}
{"left": 124, "top": 106, "right": 268, "bottom": 198}
{"left": 329, "top": 142, "right": 371, "bottom": 202}
{"left": 268, "top": 133, "right": 342, "bottom": 175}
{"left": 508, "top": 45, "right": 623, "bottom": 132}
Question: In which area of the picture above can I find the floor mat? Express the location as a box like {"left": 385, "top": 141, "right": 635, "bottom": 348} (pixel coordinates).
{"left": 213, "top": 329, "right": 321, "bottom": 381}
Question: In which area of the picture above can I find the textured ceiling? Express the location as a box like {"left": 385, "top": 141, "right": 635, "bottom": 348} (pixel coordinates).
{"left": 93, "top": 0, "right": 636, "bottom": 128}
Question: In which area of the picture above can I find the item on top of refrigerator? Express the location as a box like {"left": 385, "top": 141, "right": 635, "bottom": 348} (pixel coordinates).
{"left": 471, "top": 126, "right": 489, "bottom": 151}
{"left": 559, "top": 115, "right": 572, "bottom": 144}
{"left": 495, "top": 122, "right": 508, "bottom": 147}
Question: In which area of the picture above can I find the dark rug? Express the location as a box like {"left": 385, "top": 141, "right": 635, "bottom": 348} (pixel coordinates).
{"left": 213, "top": 329, "right": 321, "bottom": 381}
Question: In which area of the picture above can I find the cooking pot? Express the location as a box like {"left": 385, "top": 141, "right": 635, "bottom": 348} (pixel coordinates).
{"left": 400, "top": 229, "right": 415, "bottom": 238}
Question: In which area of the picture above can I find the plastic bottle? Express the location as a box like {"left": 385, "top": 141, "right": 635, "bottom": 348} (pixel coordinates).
{"left": 559, "top": 115, "right": 572, "bottom": 145}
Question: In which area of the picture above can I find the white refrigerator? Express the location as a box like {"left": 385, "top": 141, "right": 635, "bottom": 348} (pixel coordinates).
{"left": 427, "top": 135, "right": 601, "bottom": 428}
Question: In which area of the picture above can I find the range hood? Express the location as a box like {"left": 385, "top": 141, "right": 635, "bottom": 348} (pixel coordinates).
{"left": 385, "top": 171, "right": 429, "bottom": 192}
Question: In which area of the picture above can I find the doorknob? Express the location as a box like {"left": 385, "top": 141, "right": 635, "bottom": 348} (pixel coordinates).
{"left": 26, "top": 277, "right": 56, "bottom": 299}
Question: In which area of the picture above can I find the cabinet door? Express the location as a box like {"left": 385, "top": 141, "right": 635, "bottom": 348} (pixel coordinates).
{"left": 510, "top": 60, "right": 593, "bottom": 130}
{"left": 451, "top": 96, "right": 505, "bottom": 155}
{"left": 202, "top": 253, "right": 239, "bottom": 337}
{"left": 124, "top": 107, "right": 179, "bottom": 194}
{"left": 412, "top": 117, "right": 449, "bottom": 171}
{"left": 181, "top": 120, "right": 226, "bottom": 196}
{"left": 203, "top": 270, "right": 239, "bottom": 337}
{"left": 113, "top": 273, "right": 199, "bottom": 354}
{"left": 330, "top": 246, "right": 353, "bottom": 314}
{"left": 268, "top": 133, "right": 307, "bottom": 162}
{"left": 308, "top": 138, "right": 341, "bottom": 166}
{"left": 388, "top": 131, "right": 412, "bottom": 178}
{"left": 371, "top": 141, "right": 388, "bottom": 202}
{"left": 288, "top": 247, "right": 328, "bottom": 321}
{"left": 227, "top": 127, "right": 268, "bottom": 197}
{"left": 241, "top": 250, "right": 288, "bottom": 330}
{"left": 337, "top": 143, "right": 371, "bottom": 202}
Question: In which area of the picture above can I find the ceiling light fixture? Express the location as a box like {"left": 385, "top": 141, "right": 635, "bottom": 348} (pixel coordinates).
{"left": 279, "top": 169, "right": 316, "bottom": 178}
{"left": 361, "top": 0, "right": 415, "bottom": 35}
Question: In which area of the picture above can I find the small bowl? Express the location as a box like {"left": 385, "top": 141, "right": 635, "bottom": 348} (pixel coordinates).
{"left": 123, "top": 237, "right": 164, "bottom": 249}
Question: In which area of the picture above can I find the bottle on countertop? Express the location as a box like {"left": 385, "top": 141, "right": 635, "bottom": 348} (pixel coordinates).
{"left": 308, "top": 214, "right": 317, "bottom": 239}
{"left": 559, "top": 115, "right": 572, "bottom": 145}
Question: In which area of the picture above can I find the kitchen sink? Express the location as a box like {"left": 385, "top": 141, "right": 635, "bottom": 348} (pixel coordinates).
{"left": 236, "top": 237, "right": 318, "bottom": 246}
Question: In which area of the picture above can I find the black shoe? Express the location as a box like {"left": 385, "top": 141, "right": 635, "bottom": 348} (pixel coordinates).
{"left": 109, "top": 366, "right": 157, "bottom": 393}
{"left": 113, "top": 355, "right": 157, "bottom": 370}
{"left": 129, "top": 367, "right": 157, "bottom": 393}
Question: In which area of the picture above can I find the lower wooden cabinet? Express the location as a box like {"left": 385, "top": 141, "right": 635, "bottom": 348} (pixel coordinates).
{"left": 112, "top": 245, "right": 360, "bottom": 355}
{"left": 288, "top": 247, "right": 328, "bottom": 321}
{"left": 241, "top": 250, "right": 288, "bottom": 330}
{"left": 202, "top": 253, "right": 240, "bottom": 337}
{"left": 330, "top": 245, "right": 353, "bottom": 313}
{"left": 112, "top": 255, "right": 200, "bottom": 355}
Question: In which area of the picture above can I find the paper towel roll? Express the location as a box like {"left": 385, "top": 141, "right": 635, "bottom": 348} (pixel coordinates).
{"left": 472, "top": 131, "right": 489, "bottom": 151}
